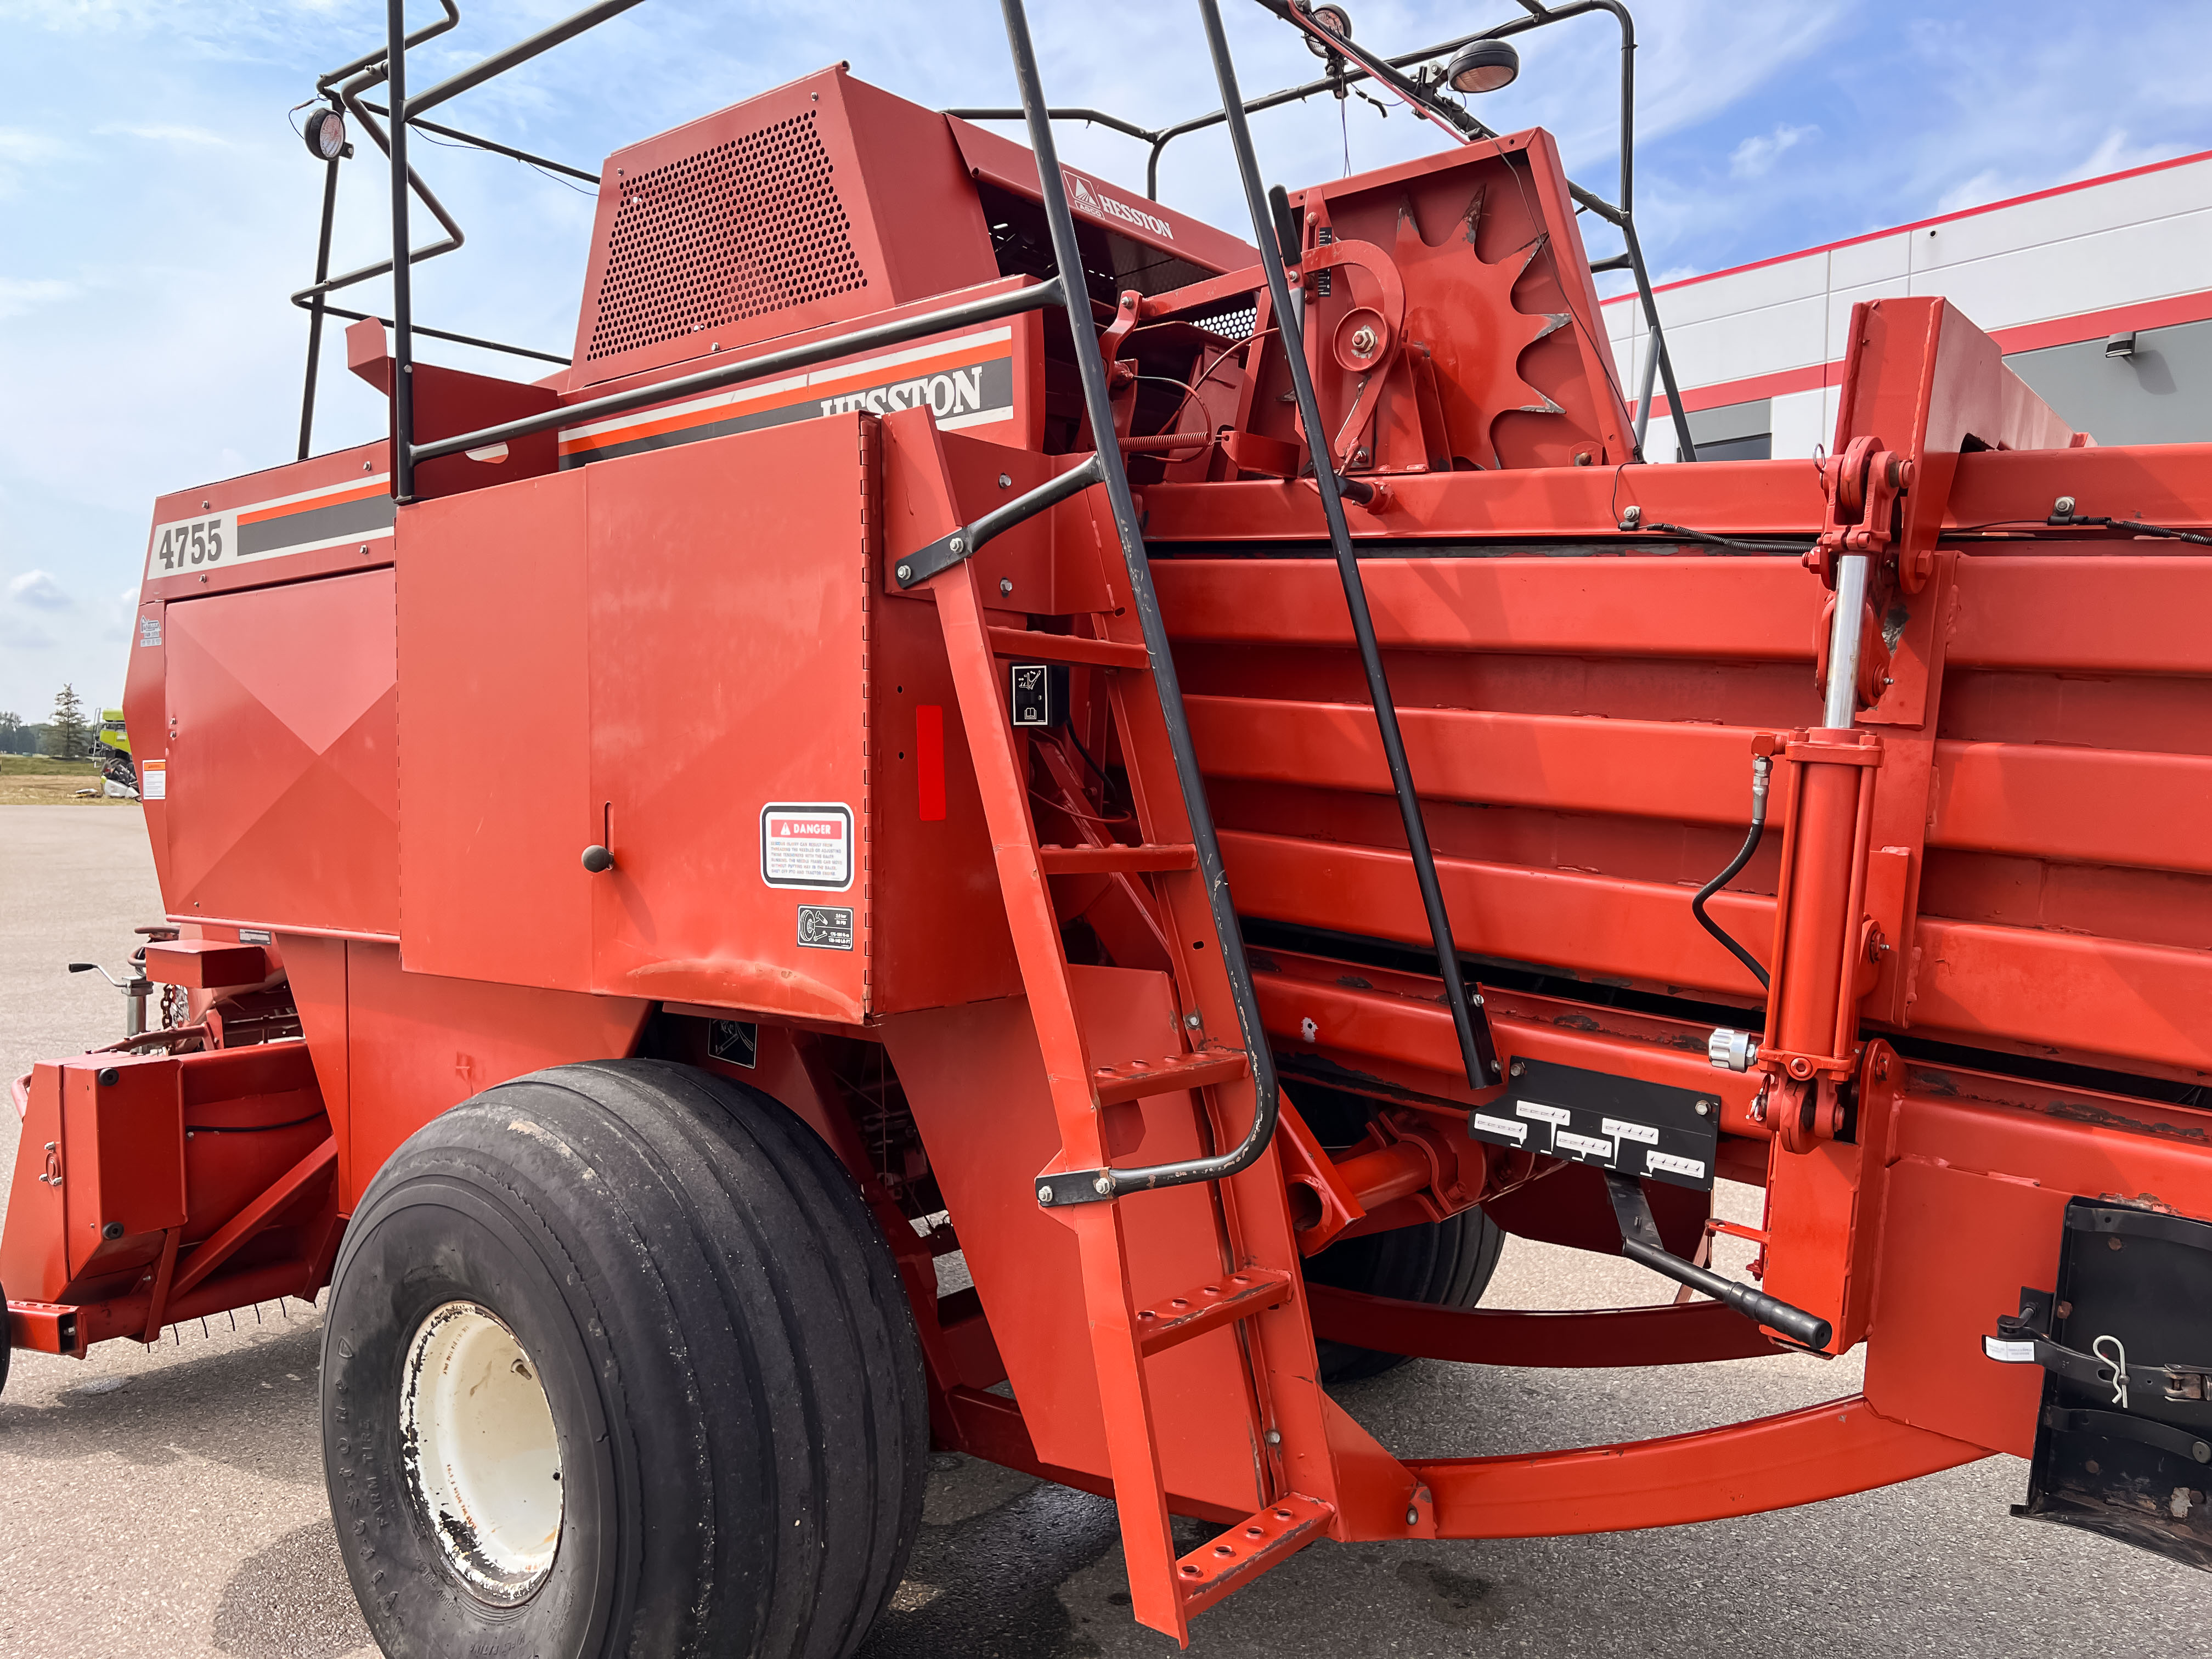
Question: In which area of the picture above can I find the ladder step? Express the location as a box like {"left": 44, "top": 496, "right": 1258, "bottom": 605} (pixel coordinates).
{"left": 1175, "top": 1493, "right": 1335, "bottom": 1619}
{"left": 1093, "top": 1049, "right": 1250, "bottom": 1106}
{"left": 1038, "top": 842, "right": 1197, "bottom": 876}
{"left": 986, "top": 625, "right": 1149, "bottom": 670}
{"left": 1135, "top": 1268, "right": 1293, "bottom": 1357}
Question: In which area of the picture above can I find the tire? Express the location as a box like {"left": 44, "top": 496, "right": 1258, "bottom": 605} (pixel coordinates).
{"left": 1305, "top": 1205, "right": 1505, "bottom": 1384}
{"left": 321, "top": 1059, "right": 927, "bottom": 1659}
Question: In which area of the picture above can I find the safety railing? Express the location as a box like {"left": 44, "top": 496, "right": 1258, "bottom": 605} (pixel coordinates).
{"left": 290, "top": 0, "right": 638, "bottom": 458}
{"left": 951, "top": 0, "right": 1699, "bottom": 464}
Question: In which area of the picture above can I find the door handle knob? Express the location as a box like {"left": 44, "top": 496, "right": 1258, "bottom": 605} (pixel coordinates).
{"left": 581, "top": 845, "right": 614, "bottom": 873}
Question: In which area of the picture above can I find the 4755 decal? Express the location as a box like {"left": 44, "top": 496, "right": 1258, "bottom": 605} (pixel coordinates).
{"left": 148, "top": 511, "right": 236, "bottom": 575}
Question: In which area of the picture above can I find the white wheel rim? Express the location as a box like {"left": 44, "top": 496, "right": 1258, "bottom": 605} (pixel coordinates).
{"left": 400, "top": 1300, "right": 564, "bottom": 1602}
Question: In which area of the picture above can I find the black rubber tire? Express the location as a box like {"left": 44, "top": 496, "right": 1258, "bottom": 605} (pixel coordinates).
{"left": 321, "top": 1059, "right": 927, "bottom": 1659}
{"left": 1305, "top": 1205, "right": 1506, "bottom": 1384}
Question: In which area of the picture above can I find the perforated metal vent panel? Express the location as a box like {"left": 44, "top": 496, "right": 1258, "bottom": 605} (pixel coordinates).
{"left": 585, "top": 110, "right": 867, "bottom": 362}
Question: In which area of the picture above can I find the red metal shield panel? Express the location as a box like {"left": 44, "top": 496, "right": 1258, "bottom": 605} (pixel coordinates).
{"left": 583, "top": 418, "right": 873, "bottom": 1020}
{"left": 160, "top": 569, "right": 399, "bottom": 934}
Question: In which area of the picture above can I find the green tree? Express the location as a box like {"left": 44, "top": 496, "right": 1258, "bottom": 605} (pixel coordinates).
{"left": 45, "top": 684, "right": 87, "bottom": 760}
{"left": 0, "top": 711, "right": 20, "bottom": 756}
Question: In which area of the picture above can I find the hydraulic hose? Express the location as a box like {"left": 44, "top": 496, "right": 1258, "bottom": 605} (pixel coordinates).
{"left": 1692, "top": 755, "right": 1773, "bottom": 990}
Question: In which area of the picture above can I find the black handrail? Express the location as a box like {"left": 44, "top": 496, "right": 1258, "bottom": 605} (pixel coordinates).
{"left": 1196, "top": 0, "right": 1501, "bottom": 1095}
{"left": 359, "top": 102, "right": 601, "bottom": 184}
{"left": 998, "top": 0, "right": 1285, "bottom": 1210}
{"left": 295, "top": 0, "right": 620, "bottom": 461}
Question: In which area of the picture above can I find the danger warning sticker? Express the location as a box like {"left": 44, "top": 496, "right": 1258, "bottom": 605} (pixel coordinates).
{"left": 760, "top": 802, "right": 854, "bottom": 891}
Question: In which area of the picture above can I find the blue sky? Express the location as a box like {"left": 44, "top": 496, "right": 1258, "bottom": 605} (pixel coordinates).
{"left": 2, "top": 0, "right": 2207, "bottom": 721}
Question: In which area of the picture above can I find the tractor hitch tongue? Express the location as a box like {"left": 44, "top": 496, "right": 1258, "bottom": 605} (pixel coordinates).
{"left": 8, "top": 0, "right": 2212, "bottom": 1649}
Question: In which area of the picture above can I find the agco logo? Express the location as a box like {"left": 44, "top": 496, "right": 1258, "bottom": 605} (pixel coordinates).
{"left": 1063, "top": 170, "right": 1175, "bottom": 240}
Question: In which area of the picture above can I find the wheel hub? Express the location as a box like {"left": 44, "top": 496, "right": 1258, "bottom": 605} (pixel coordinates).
{"left": 399, "top": 1300, "right": 563, "bottom": 1603}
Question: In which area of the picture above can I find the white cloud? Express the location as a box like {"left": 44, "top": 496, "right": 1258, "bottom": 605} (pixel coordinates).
{"left": 0, "top": 126, "right": 71, "bottom": 196}
{"left": 0, "top": 610, "right": 55, "bottom": 648}
{"left": 96, "top": 122, "right": 231, "bottom": 146}
{"left": 0, "top": 277, "right": 77, "bottom": 319}
{"left": 1730, "top": 122, "right": 1816, "bottom": 178}
{"left": 2066, "top": 129, "right": 2179, "bottom": 184}
{"left": 7, "top": 569, "right": 71, "bottom": 609}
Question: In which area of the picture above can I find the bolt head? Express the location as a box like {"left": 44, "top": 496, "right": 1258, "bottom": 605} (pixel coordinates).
{"left": 1265, "top": 1429, "right": 1282, "bottom": 1446}
{"left": 949, "top": 536, "right": 966, "bottom": 555}
{"left": 1184, "top": 1013, "right": 1202, "bottom": 1028}
{"left": 1509, "top": 1059, "right": 1526, "bottom": 1078}
{"left": 1037, "top": 1184, "right": 1054, "bottom": 1204}
{"left": 1000, "top": 577, "right": 1013, "bottom": 595}
{"left": 1695, "top": 1099, "right": 1713, "bottom": 1116}
{"left": 1093, "top": 1174, "right": 1114, "bottom": 1196}
{"left": 1405, "top": 1506, "right": 1421, "bottom": 1526}
{"left": 1350, "top": 325, "right": 1377, "bottom": 356}
{"left": 2055, "top": 495, "right": 2075, "bottom": 516}
{"left": 998, "top": 472, "right": 1014, "bottom": 488}
{"left": 895, "top": 564, "right": 911, "bottom": 582}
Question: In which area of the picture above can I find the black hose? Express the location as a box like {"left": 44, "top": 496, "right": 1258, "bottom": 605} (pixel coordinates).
{"left": 1692, "top": 755, "right": 1772, "bottom": 989}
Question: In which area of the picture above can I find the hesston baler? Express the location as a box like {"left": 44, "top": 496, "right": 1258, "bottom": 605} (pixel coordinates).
{"left": 9, "top": 0, "right": 2212, "bottom": 1651}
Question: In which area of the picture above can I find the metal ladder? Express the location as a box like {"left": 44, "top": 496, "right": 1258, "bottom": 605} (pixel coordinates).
{"left": 902, "top": 473, "right": 1338, "bottom": 1635}
{"left": 887, "top": 0, "right": 1503, "bottom": 1636}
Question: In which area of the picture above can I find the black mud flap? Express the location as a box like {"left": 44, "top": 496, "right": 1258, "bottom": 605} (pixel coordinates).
{"left": 1987, "top": 1198, "right": 2212, "bottom": 1570}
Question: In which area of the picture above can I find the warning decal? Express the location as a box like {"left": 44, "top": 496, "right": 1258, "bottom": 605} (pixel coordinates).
{"left": 760, "top": 802, "right": 854, "bottom": 891}
{"left": 140, "top": 760, "right": 167, "bottom": 802}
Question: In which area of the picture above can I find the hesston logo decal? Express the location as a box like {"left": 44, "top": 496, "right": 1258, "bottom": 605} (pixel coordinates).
{"left": 1063, "top": 170, "right": 1175, "bottom": 241}
{"left": 817, "top": 366, "right": 988, "bottom": 419}
{"left": 557, "top": 328, "right": 1016, "bottom": 467}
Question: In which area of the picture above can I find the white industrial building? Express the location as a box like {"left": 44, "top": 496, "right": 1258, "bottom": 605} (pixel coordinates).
{"left": 1605, "top": 148, "right": 2212, "bottom": 460}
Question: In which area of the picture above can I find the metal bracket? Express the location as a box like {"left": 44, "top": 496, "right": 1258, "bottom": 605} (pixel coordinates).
{"left": 1037, "top": 1170, "right": 1118, "bottom": 1207}
{"left": 894, "top": 453, "right": 1103, "bottom": 590}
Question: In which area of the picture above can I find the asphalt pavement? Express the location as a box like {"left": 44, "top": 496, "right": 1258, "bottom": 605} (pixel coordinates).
{"left": 3, "top": 803, "right": 2207, "bottom": 1657}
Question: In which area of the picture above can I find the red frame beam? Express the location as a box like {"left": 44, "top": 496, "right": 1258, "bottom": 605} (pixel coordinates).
{"left": 1307, "top": 1284, "right": 1778, "bottom": 1367}
{"left": 1407, "top": 1396, "right": 1984, "bottom": 1539}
